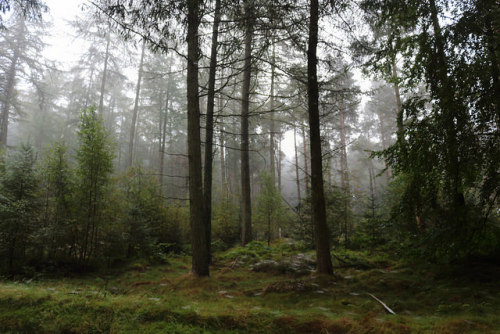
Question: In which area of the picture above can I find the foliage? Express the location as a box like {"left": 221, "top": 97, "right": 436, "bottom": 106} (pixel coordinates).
{"left": 0, "top": 143, "right": 40, "bottom": 274}
{"left": 39, "top": 142, "right": 75, "bottom": 264}
{"left": 74, "top": 106, "right": 114, "bottom": 265}
{"left": 220, "top": 240, "right": 309, "bottom": 266}
{"left": 211, "top": 194, "right": 240, "bottom": 250}
{"left": 360, "top": 0, "right": 500, "bottom": 262}
{"left": 255, "top": 172, "right": 287, "bottom": 244}
{"left": 294, "top": 186, "right": 351, "bottom": 249}
{"left": 0, "top": 0, "right": 47, "bottom": 29}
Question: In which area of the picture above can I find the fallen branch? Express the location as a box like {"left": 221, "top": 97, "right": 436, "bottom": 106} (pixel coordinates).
{"left": 230, "top": 256, "right": 239, "bottom": 269}
{"left": 367, "top": 293, "right": 396, "bottom": 315}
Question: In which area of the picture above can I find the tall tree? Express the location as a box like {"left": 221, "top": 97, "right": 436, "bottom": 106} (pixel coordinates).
{"left": 127, "top": 39, "right": 146, "bottom": 168}
{"left": 293, "top": 126, "right": 301, "bottom": 210}
{"left": 203, "top": 0, "right": 222, "bottom": 260}
{"left": 269, "top": 38, "right": 276, "bottom": 185}
{"left": 187, "top": 0, "right": 209, "bottom": 276}
{"left": 240, "top": 0, "right": 254, "bottom": 246}
{"left": 0, "top": 18, "right": 24, "bottom": 147}
{"left": 307, "top": 0, "right": 333, "bottom": 275}
{"left": 338, "top": 95, "right": 351, "bottom": 243}
{"left": 98, "top": 25, "right": 111, "bottom": 116}
{"left": 158, "top": 63, "right": 172, "bottom": 191}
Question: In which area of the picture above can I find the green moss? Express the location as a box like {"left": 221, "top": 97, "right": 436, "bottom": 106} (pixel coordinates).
{"left": 0, "top": 250, "right": 498, "bottom": 333}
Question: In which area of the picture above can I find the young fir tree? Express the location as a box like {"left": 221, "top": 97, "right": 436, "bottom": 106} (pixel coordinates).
{"left": 42, "top": 142, "right": 75, "bottom": 262}
{"left": 75, "top": 107, "right": 114, "bottom": 264}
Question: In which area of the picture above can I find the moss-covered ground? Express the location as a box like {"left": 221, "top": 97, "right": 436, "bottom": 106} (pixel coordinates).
{"left": 1, "top": 242, "right": 499, "bottom": 333}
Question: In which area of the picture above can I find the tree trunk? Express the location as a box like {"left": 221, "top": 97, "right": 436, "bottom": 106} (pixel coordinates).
{"left": 368, "top": 160, "right": 376, "bottom": 219}
{"left": 307, "top": 0, "right": 333, "bottom": 275}
{"left": 277, "top": 135, "right": 282, "bottom": 191}
{"left": 203, "top": 0, "right": 221, "bottom": 262}
{"left": 0, "top": 21, "right": 23, "bottom": 147}
{"left": 392, "top": 57, "right": 403, "bottom": 136}
{"left": 159, "top": 56, "right": 172, "bottom": 190}
{"left": 220, "top": 126, "right": 226, "bottom": 191}
{"left": 391, "top": 54, "right": 409, "bottom": 172}
{"left": 220, "top": 96, "right": 227, "bottom": 193}
{"left": 294, "top": 126, "right": 301, "bottom": 209}
{"left": 98, "top": 27, "right": 111, "bottom": 116}
{"left": 301, "top": 124, "right": 310, "bottom": 200}
{"left": 127, "top": 39, "right": 146, "bottom": 169}
{"left": 376, "top": 109, "right": 390, "bottom": 178}
{"left": 187, "top": 0, "right": 209, "bottom": 276}
{"left": 339, "top": 96, "right": 351, "bottom": 245}
{"left": 429, "top": 0, "right": 464, "bottom": 210}
{"left": 240, "top": 1, "right": 254, "bottom": 246}
{"left": 159, "top": 89, "right": 170, "bottom": 191}
{"left": 269, "top": 39, "right": 276, "bottom": 185}
{"left": 267, "top": 213, "right": 271, "bottom": 246}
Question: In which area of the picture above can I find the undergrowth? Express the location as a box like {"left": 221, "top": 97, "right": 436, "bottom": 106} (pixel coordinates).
{"left": 0, "top": 241, "right": 499, "bottom": 333}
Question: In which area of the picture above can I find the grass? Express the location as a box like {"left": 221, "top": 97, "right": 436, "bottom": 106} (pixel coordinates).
{"left": 0, "top": 242, "right": 499, "bottom": 333}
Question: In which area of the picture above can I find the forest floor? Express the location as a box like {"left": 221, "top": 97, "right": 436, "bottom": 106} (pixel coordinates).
{"left": 0, "top": 241, "right": 499, "bottom": 333}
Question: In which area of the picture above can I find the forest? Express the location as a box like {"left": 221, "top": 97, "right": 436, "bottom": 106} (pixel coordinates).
{"left": 0, "top": 0, "right": 499, "bottom": 332}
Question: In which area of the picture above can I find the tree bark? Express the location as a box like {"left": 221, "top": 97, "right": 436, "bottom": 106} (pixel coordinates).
{"left": 376, "top": 108, "right": 390, "bottom": 178}
{"left": 368, "top": 160, "right": 376, "bottom": 219}
{"left": 392, "top": 57, "right": 403, "bottom": 137}
{"left": 294, "top": 126, "right": 301, "bottom": 209}
{"left": 240, "top": 0, "right": 254, "bottom": 246}
{"left": 203, "top": 0, "right": 221, "bottom": 261}
{"left": 187, "top": 0, "right": 209, "bottom": 276}
{"left": 98, "top": 27, "right": 111, "bottom": 116}
{"left": 339, "top": 96, "right": 351, "bottom": 244}
{"left": 0, "top": 20, "right": 23, "bottom": 147}
{"left": 269, "top": 38, "right": 276, "bottom": 185}
{"left": 307, "top": 0, "right": 333, "bottom": 275}
{"left": 127, "top": 39, "right": 146, "bottom": 169}
{"left": 277, "top": 135, "right": 282, "bottom": 191}
{"left": 159, "top": 87, "right": 170, "bottom": 191}
{"left": 159, "top": 56, "right": 172, "bottom": 190}
{"left": 219, "top": 97, "right": 227, "bottom": 192}
{"left": 267, "top": 213, "right": 271, "bottom": 246}
{"left": 301, "top": 124, "right": 310, "bottom": 200}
